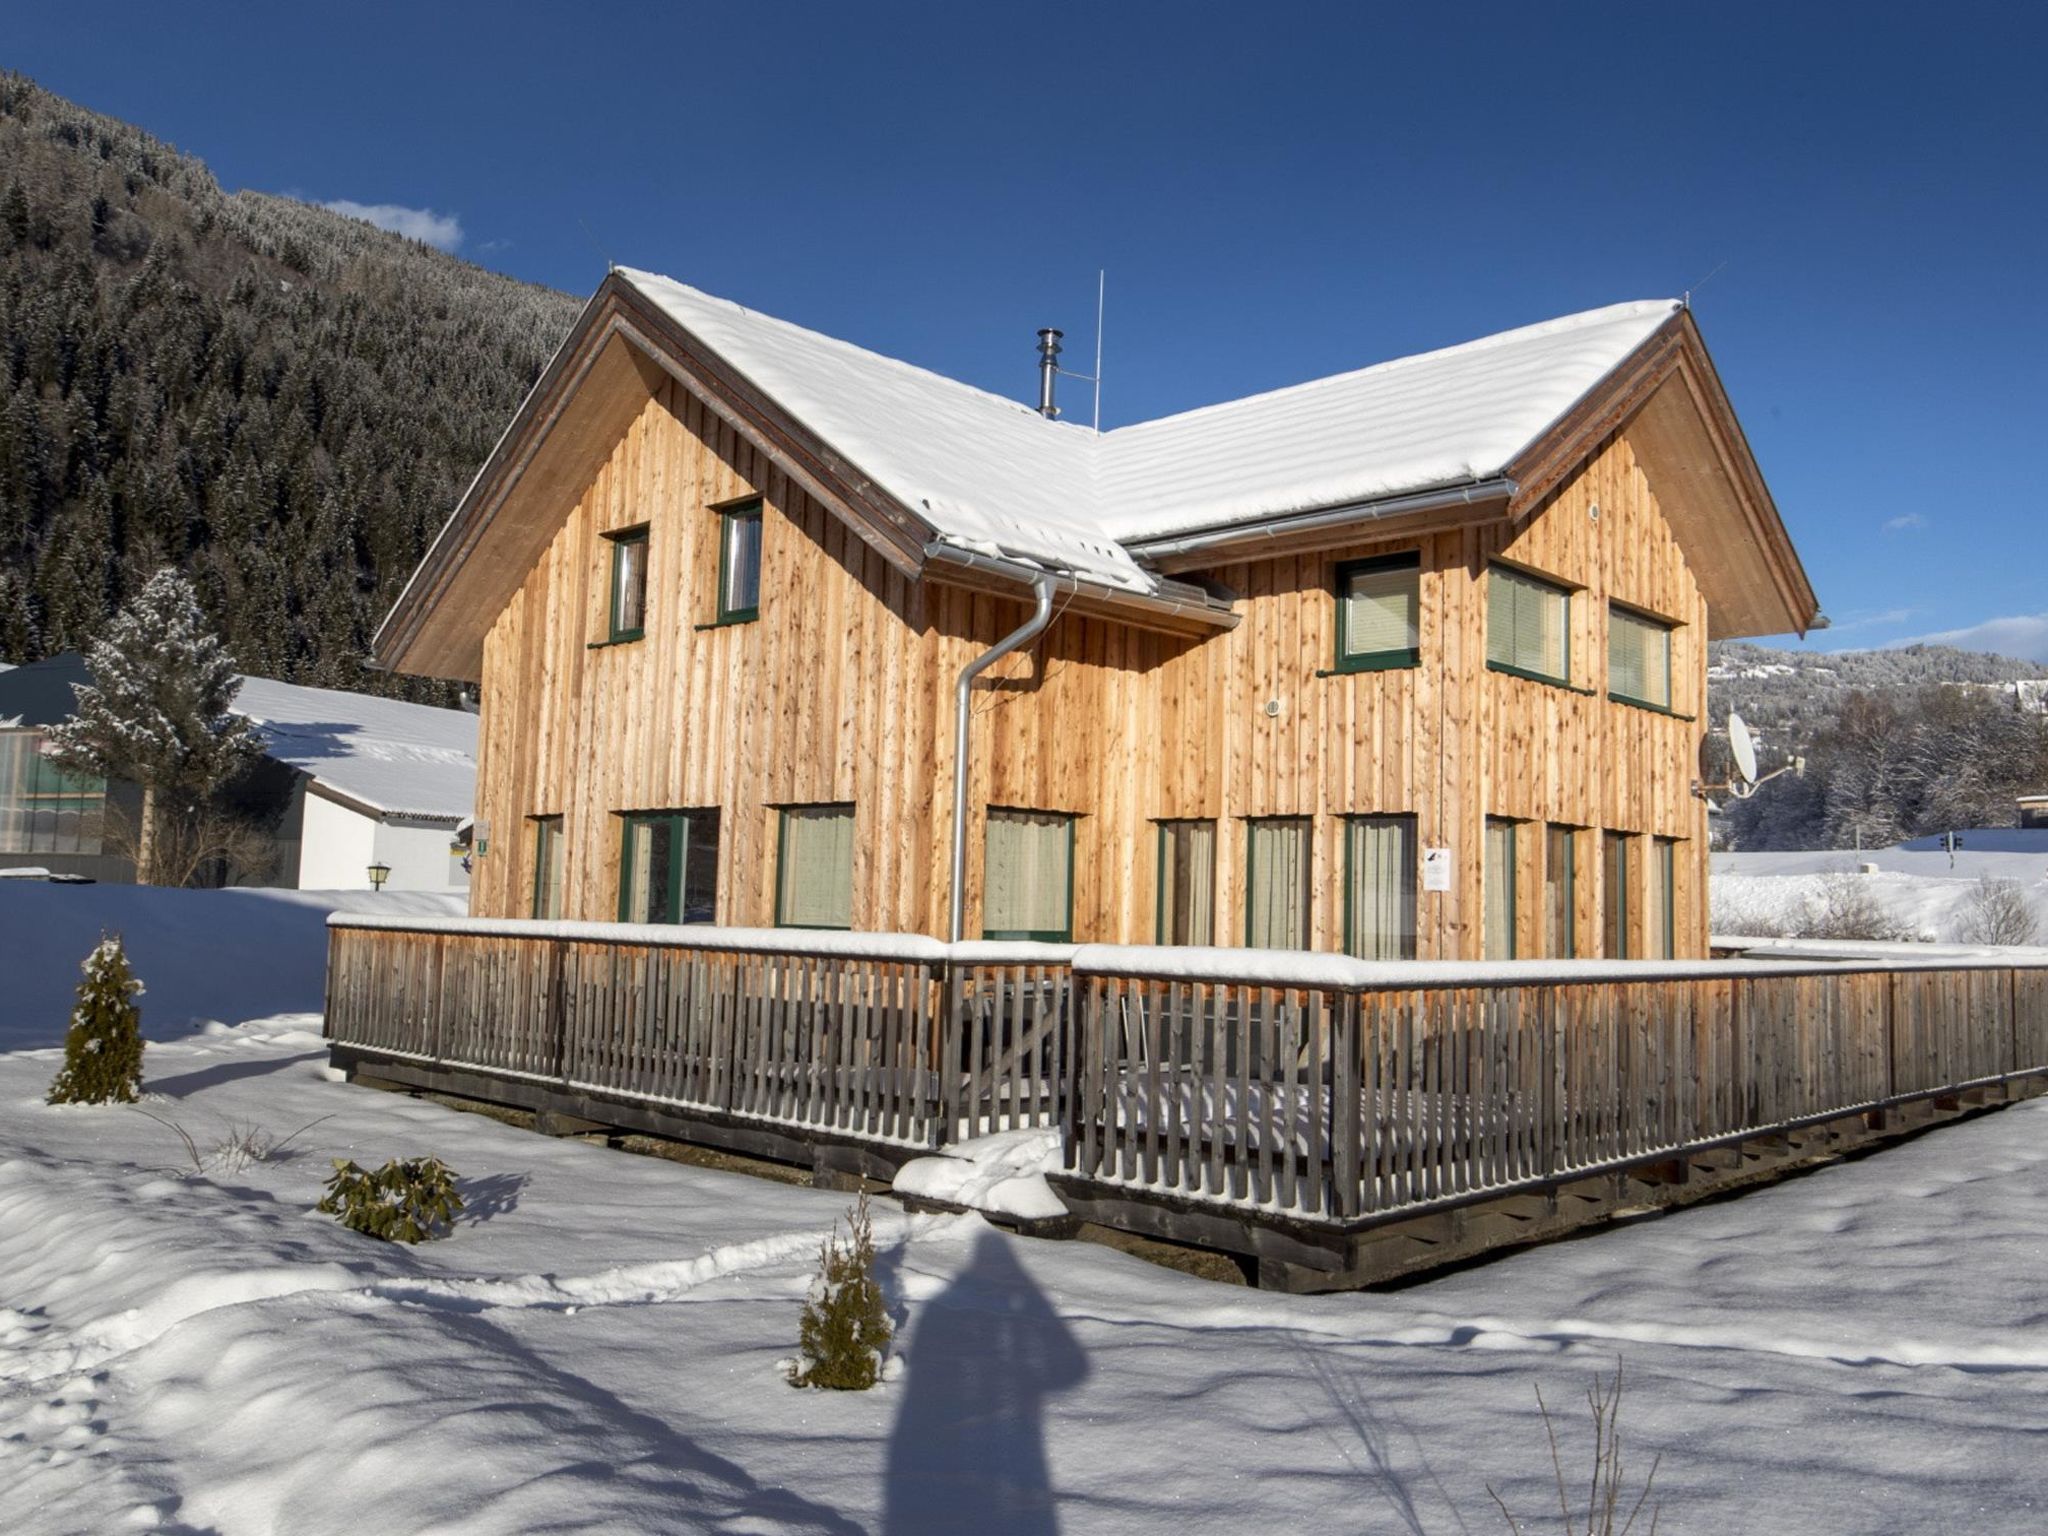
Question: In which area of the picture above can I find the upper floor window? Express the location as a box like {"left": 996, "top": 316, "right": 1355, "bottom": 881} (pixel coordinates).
{"left": 984, "top": 808, "right": 1074, "bottom": 941}
{"left": 777, "top": 804, "right": 856, "bottom": 929}
{"left": 1608, "top": 604, "right": 1674, "bottom": 710}
{"left": 717, "top": 500, "right": 763, "bottom": 624}
{"left": 1334, "top": 553, "right": 1420, "bottom": 672}
{"left": 606, "top": 525, "right": 649, "bottom": 643}
{"left": 0, "top": 730, "right": 106, "bottom": 856}
{"left": 530, "top": 815, "right": 565, "bottom": 920}
{"left": 1156, "top": 819, "right": 1216, "bottom": 945}
{"left": 619, "top": 808, "right": 719, "bottom": 924}
{"left": 1486, "top": 564, "right": 1569, "bottom": 686}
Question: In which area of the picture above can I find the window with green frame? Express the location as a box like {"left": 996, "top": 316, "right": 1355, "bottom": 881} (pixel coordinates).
{"left": 776, "top": 804, "right": 855, "bottom": 929}
{"left": 1245, "top": 816, "right": 1312, "bottom": 950}
{"left": 1334, "top": 553, "right": 1420, "bottom": 672}
{"left": 1484, "top": 817, "right": 1518, "bottom": 960}
{"left": 1608, "top": 603, "right": 1674, "bottom": 710}
{"left": 1155, "top": 819, "right": 1216, "bottom": 945}
{"left": 1544, "top": 823, "right": 1576, "bottom": 959}
{"left": 1648, "top": 836, "right": 1678, "bottom": 959}
{"left": 618, "top": 808, "right": 719, "bottom": 924}
{"left": 983, "top": 809, "right": 1074, "bottom": 940}
{"left": 1486, "top": 563, "right": 1570, "bottom": 685}
{"left": 1602, "top": 831, "right": 1631, "bottom": 958}
{"left": 0, "top": 730, "right": 106, "bottom": 855}
{"left": 1344, "top": 814, "right": 1416, "bottom": 960}
{"left": 530, "top": 815, "right": 565, "bottom": 920}
{"left": 717, "top": 500, "right": 763, "bottom": 624}
{"left": 606, "top": 525, "right": 649, "bottom": 642}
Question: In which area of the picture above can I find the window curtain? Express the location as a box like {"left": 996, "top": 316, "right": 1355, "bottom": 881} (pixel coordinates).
{"left": 985, "top": 810, "right": 1072, "bottom": 938}
{"left": 1487, "top": 567, "right": 1567, "bottom": 679}
{"left": 1342, "top": 563, "right": 1418, "bottom": 658}
{"left": 1158, "top": 820, "right": 1216, "bottom": 945}
{"left": 532, "top": 818, "right": 565, "bottom": 920}
{"left": 1544, "top": 824, "right": 1575, "bottom": 959}
{"left": 1609, "top": 608, "right": 1671, "bottom": 707}
{"left": 1603, "top": 832, "right": 1631, "bottom": 959}
{"left": 1346, "top": 816, "right": 1416, "bottom": 960}
{"left": 0, "top": 730, "right": 106, "bottom": 856}
{"left": 1247, "top": 819, "right": 1311, "bottom": 950}
{"left": 1648, "top": 838, "right": 1677, "bottom": 959}
{"left": 779, "top": 806, "right": 855, "bottom": 928}
{"left": 1484, "top": 818, "right": 1517, "bottom": 960}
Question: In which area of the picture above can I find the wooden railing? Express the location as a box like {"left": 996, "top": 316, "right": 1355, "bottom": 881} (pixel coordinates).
{"left": 1061, "top": 950, "right": 2048, "bottom": 1224}
{"left": 324, "top": 917, "right": 1080, "bottom": 1149}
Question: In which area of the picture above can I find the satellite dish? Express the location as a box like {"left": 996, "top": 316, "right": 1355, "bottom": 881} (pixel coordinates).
{"left": 1729, "top": 712, "right": 1759, "bottom": 785}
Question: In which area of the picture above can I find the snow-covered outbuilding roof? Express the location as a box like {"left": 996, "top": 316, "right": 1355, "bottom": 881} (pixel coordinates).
{"left": 231, "top": 676, "right": 477, "bottom": 822}
{"left": 618, "top": 271, "right": 1678, "bottom": 571}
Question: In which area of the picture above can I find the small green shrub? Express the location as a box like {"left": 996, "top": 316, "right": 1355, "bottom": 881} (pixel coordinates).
{"left": 318, "top": 1156, "right": 465, "bottom": 1243}
{"left": 47, "top": 934, "right": 145, "bottom": 1106}
{"left": 789, "top": 1192, "right": 892, "bottom": 1390}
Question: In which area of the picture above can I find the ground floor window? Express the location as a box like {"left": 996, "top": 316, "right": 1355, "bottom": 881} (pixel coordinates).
{"left": 1245, "top": 817, "right": 1312, "bottom": 950}
{"left": 1155, "top": 819, "right": 1216, "bottom": 945}
{"left": 1648, "top": 837, "right": 1678, "bottom": 959}
{"left": 1344, "top": 814, "right": 1415, "bottom": 960}
{"left": 530, "top": 815, "right": 565, "bottom": 919}
{"left": 1484, "top": 817, "right": 1518, "bottom": 960}
{"left": 1603, "top": 832, "right": 1632, "bottom": 958}
{"left": 618, "top": 809, "right": 720, "bottom": 924}
{"left": 984, "top": 809, "right": 1074, "bottom": 941}
{"left": 1545, "top": 823, "right": 1577, "bottom": 959}
{"left": 777, "top": 804, "right": 855, "bottom": 929}
{"left": 0, "top": 730, "right": 106, "bottom": 856}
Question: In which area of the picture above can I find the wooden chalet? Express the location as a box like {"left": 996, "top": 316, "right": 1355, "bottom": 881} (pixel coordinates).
{"left": 322, "top": 276, "right": 2048, "bottom": 1289}
{"left": 375, "top": 273, "right": 1818, "bottom": 959}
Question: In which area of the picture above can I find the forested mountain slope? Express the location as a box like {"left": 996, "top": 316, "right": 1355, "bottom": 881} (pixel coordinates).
{"left": 0, "top": 73, "right": 581, "bottom": 694}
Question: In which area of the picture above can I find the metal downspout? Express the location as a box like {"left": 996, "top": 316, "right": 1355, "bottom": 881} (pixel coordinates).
{"left": 949, "top": 576, "right": 1057, "bottom": 942}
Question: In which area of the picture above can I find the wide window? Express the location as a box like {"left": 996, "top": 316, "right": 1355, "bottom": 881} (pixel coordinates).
{"left": 718, "top": 500, "right": 763, "bottom": 624}
{"left": 1245, "top": 817, "right": 1312, "bottom": 950}
{"left": 777, "top": 804, "right": 855, "bottom": 929}
{"left": 1486, "top": 564, "right": 1570, "bottom": 685}
{"left": 1603, "top": 832, "right": 1631, "bottom": 958}
{"left": 983, "top": 809, "right": 1073, "bottom": 941}
{"left": 1609, "top": 605, "right": 1674, "bottom": 710}
{"left": 1648, "top": 837, "right": 1678, "bottom": 960}
{"left": 1155, "top": 819, "right": 1216, "bottom": 946}
{"left": 1484, "top": 817, "right": 1518, "bottom": 960}
{"left": 1344, "top": 815, "right": 1416, "bottom": 960}
{"left": 530, "top": 815, "right": 565, "bottom": 920}
{"left": 1334, "top": 553, "right": 1420, "bottom": 672}
{"left": 1545, "top": 823, "right": 1576, "bottom": 959}
{"left": 607, "top": 526, "right": 649, "bottom": 642}
{"left": 618, "top": 809, "right": 719, "bottom": 924}
{"left": 0, "top": 730, "right": 105, "bottom": 856}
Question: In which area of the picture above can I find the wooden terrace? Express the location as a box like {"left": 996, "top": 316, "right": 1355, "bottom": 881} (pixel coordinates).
{"left": 324, "top": 915, "right": 2048, "bottom": 1290}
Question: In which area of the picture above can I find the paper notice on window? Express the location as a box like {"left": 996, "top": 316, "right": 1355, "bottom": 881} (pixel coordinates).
{"left": 1421, "top": 847, "right": 1452, "bottom": 892}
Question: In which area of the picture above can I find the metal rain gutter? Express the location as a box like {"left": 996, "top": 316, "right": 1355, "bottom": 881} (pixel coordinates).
{"left": 1121, "top": 477, "right": 1518, "bottom": 563}
{"left": 948, "top": 575, "right": 1055, "bottom": 943}
{"left": 922, "top": 542, "right": 1235, "bottom": 631}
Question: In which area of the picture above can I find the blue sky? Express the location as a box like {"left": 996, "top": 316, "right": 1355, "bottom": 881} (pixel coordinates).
{"left": 12, "top": 3, "right": 2047, "bottom": 656}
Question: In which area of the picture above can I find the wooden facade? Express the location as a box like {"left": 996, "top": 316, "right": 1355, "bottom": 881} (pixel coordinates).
{"left": 469, "top": 370, "right": 1709, "bottom": 958}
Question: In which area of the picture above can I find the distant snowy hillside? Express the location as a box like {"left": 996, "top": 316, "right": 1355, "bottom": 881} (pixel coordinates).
{"left": 1707, "top": 640, "right": 2048, "bottom": 745}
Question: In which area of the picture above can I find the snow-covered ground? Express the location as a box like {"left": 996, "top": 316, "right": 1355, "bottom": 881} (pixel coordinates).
{"left": 6, "top": 886, "right": 2048, "bottom": 1532}
{"left": 1716, "top": 844, "right": 2048, "bottom": 943}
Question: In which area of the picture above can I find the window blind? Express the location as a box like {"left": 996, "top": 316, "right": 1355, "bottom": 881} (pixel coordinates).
{"left": 1609, "top": 606, "right": 1672, "bottom": 707}
{"left": 1340, "top": 560, "right": 1419, "bottom": 661}
{"left": 1487, "top": 566, "right": 1568, "bottom": 681}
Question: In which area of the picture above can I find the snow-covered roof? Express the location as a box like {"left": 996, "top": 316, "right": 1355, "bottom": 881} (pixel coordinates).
{"left": 232, "top": 675, "right": 476, "bottom": 822}
{"left": 619, "top": 269, "right": 1680, "bottom": 580}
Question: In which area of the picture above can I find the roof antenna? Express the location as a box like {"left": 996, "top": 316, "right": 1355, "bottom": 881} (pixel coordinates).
{"left": 1092, "top": 269, "right": 1104, "bottom": 431}
{"left": 576, "top": 215, "right": 615, "bottom": 275}
{"left": 1682, "top": 259, "right": 1726, "bottom": 310}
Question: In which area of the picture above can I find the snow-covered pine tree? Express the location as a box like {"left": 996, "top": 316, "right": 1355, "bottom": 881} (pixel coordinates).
{"left": 47, "top": 933, "right": 145, "bottom": 1105}
{"left": 790, "top": 1192, "right": 892, "bottom": 1390}
{"left": 42, "top": 567, "right": 260, "bottom": 884}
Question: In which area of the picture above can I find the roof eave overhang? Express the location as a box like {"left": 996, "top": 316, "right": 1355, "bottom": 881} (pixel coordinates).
{"left": 1121, "top": 477, "right": 1518, "bottom": 574}
{"left": 1504, "top": 310, "right": 1821, "bottom": 641}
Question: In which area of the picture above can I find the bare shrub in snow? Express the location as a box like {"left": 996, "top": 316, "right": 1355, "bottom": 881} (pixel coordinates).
{"left": 1955, "top": 877, "right": 2040, "bottom": 947}
{"left": 789, "top": 1192, "right": 891, "bottom": 1390}
{"left": 1707, "top": 885, "right": 1788, "bottom": 938}
{"left": 1801, "top": 871, "right": 1913, "bottom": 943}
{"left": 319, "top": 1156, "right": 464, "bottom": 1243}
{"left": 46, "top": 935, "right": 145, "bottom": 1105}
{"left": 1490, "top": 1359, "right": 1660, "bottom": 1535}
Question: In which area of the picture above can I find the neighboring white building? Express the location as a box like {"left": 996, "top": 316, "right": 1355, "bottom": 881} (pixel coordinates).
{"left": 232, "top": 676, "right": 477, "bottom": 894}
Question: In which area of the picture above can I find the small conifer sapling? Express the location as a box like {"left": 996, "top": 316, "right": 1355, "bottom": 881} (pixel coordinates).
{"left": 47, "top": 934, "right": 145, "bottom": 1105}
{"left": 790, "top": 1192, "right": 892, "bottom": 1390}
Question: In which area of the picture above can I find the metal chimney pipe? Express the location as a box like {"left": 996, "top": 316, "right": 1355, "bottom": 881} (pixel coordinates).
{"left": 1035, "top": 328, "right": 1063, "bottom": 419}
